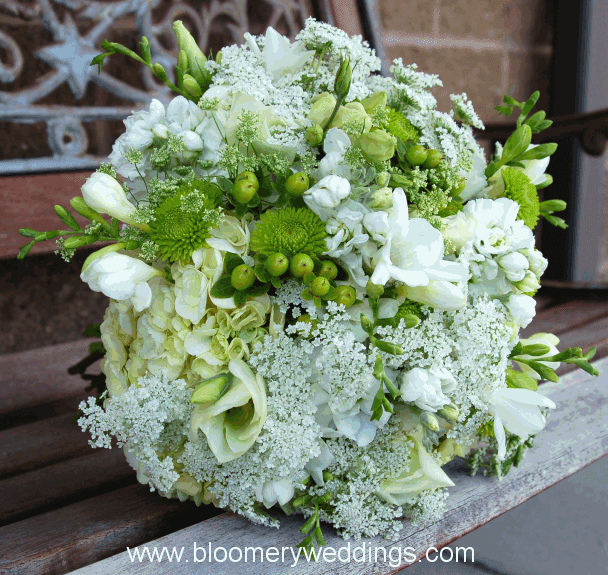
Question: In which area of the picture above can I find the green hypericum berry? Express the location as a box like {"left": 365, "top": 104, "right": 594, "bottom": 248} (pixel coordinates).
{"left": 422, "top": 149, "right": 443, "bottom": 169}
{"left": 311, "top": 276, "right": 330, "bottom": 297}
{"left": 233, "top": 171, "right": 259, "bottom": 204}
{"left": 318, "top": 260, "right": 338, "bottom": 280}
{"left": 266, "top": 252, "right": 289, "bottom": 276}
{"left": 285, "top": 172, "right": 309, "bottom": 196}
{"left": 335, "top": 285, "right": 356, "bottom": 307}
{"left": 405, "top": 144, "right": 428, "bottom": 166}
{"left": 231, "top": 264, "right": 255, "bottom": 290}
{"left": 290, "top": 253, "right": 314, "bottom": 277}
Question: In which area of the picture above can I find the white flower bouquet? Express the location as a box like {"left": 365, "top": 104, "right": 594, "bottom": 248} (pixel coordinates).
{"left": 18, "top": 19, "right": 599, "bottom": 546}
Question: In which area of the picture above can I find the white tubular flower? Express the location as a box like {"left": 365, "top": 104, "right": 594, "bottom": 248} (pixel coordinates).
{"left": 81, "top": 249, "right": 163, "bottom": 312}
{"left": 400, "top": 281, "right": 466, "bottom": 311}
{"left": 304, "top": 175, "right": 351, "bottom": 220}
{"left": 514, "top": 333, "right": 560, "bottom": 379}
{"left": 81, "top": 172, "right": 137, "bottom": 225}
{"left": 255, "top": 479, "right": 295, "bottom": 508}
{"left": 506, "top": 294, "right": 536, "bottom": 327}
{"left": 190, "top": 359, "right": 267, "bottom": 463}
{"left": 377, "top": 438, "right": 455, "bottom": 506}
{"left": 457, "top": 151, "right": 488, "bottom": 202}
{"left": 497, "top": 251, "right": 529, "bottom": 282}
{"left": 487, "top": 387, "right": 556, "bottom": 460}
{"left": 244, "top": 27, "right": 314, "bottom": 80}
{"left": 399, "top": 367, "right": 457, "bottom": 412}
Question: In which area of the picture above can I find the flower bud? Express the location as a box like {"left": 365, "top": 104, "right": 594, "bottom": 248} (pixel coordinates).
{"left": 366, "top": 279, "right": 384, "bottom": 298}
{"left": 367, "top": 187, "right": 393, "bottom": 209}
{"left": 307, "top": 93, "right": 337, "bottom": 126}
{"left": 334, "top": 57, "right": 353, "bottom": 100}
{"left": 81, "top": 172, "right": 137, "bottom": 225}
{"left": 152, "top": 63, "right": 168, "bottom": 82}
{"left": 421, "top": 411, "right": 440, "bottom": 432}
{"left": 177, "top": 49, "right": 189, "bottom": 72}
{"left": 539, "top": 199, "right": 567, "bottom": 213}
{"left": 54, "top": 205, "right": 80, "bottom": 231}
{"left": 361, "top": 91, "right": 387, "bottom": 114}
{"left": 70, "top": 196, "right": 114, "bottom": 234}
{"left": 183, "top": 74, "right": 203, "bottom": 99}
{"left": 305, "top": 124, "right": 324, "bottom": 146}
{"left": 360, "top": 313, "right": 373, "bottom": 334}
{"left": 513, "top": 270, "right": 540, "bottom": 294}
{"left": 173, "top": 20, "right": 210, "bottom": 87}
{"left": 375, "top": 171, "right": 390, "bottom": 187}
{"left": 191, "top": 373, "right": 232, "bottom": 404}
{"left": 438, "top": 404, "right": 460, "bottom": 421}
{"left": 357, "top": 130, "right": 397, "bottom": 163}
{"left": 63, "top": 235, "right": 91, "bottom": 249}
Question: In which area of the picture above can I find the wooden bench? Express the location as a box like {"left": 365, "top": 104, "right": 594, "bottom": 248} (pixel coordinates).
{"left": 0, "top": 296, "right": 606, "bottom": 574}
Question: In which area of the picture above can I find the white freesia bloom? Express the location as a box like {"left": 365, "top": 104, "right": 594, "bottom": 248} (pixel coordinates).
{"left": 370, "top": 189, "right": 467, "bottom": 309}
{"left": 399, "top": 367, "right": 457, "bottom": 412}
{"left": 81, "top": 172, "right": 137, "bottom": 225}
{"left": 458, "top": 151, "right": 487, "bottom": 202}
{"left": 304, "top": 175, "right": 351, "bottom": 220}
{"left": 318, "top": 128, "right": 352, "bottom": 180}
{"left": 506, "top": 294, "right": 536, "bottom": 327}
{"left": 255, "top": 479, "right": 295, "bottom": 508}
{"left": 487, "top": 387, "right": 556, "bottom": 459}
{"left": 190, "top": 359, "right": 267, "bottom": 463}
{"left": 244, "top": 27, "right": 314, "bottom": 80}
{"left": 377, "top": 438, "right": 455, "bottom": 505}
{"left": 81, "top": 251, "right": 163, "bottom": 312}
{"left": 514, "top": 333, "right": 560, "bottom": 379}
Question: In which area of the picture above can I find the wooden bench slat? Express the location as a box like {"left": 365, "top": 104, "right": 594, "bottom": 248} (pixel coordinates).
{"left": 0, "top": 339, "right": 97, "bottom": 418}
{"left": 0, "top": 448, "right": 135, "bottom": 526}
{"left": 66, "top": 358, "right": 608, "bottom": 575}
{"left": 0, "top": 484, "right": 221, "bottom": 575}
{"left": 0, "top": 412, "right": 92, "bottom": 479}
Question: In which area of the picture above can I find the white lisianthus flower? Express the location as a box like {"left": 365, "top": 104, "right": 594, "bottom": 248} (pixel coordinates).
{"left": 81, "top": 248, "right": 163, "bottom": 312}
{"left": 207, "top": 216, "right": 251, "bottom": 259}
{"left": 370, "top": 189, "right": 467, "bottom": 308}
{"left": 506, "top": 294, "right": 536, "bottom": 327}
{"left": 399, "top": 367, "right": 457, "bottom": 412}
{"left": 377, "top": 437, "right": 455, "bottom": 505}
{"left": 190, "top": 359, "right": 267, "bottom": 463}
{"left": 81, "top": 172, "right": 138, "bottom": 226}
{"left": 514, "top": 333, "right": 560, "bottom": 379}
{"left": 486, "top": 387, "right": 556, "bottom": 460}
{"left": 255, "top": 479, "right": 295, "bottom": 508}
{"left": 304, "top": 175, "right": 352, "bottom": 220}
{"left": 244, "top": 27, "right": 314, "bottom": 80}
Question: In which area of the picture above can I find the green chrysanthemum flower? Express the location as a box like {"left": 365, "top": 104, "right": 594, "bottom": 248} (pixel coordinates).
{"left": 149, "top": 180, "right": 223, "bottom": 262}
{"left": 502, "top": 167, "right": 540, "bottom": 230}
{"left": 250, "top": 207, "right": 327, "bottom": 257}
{"left": 385, "top": 108, "right": 420, "bottom": 143}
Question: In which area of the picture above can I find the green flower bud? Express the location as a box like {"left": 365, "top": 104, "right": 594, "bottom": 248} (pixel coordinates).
{"left": 357, "top": 130, "right": 397, "bottom": 163}
{"left": 233, "top": 171, "right": 259, "bottom": 204}
{"left": 183, "top": 74, "right": 203, "bottom": 99}
{"left": 266, "top": 252, "right": 289, "bottom": 276}
{"left": 191, "top": 373, "right": 232, "bottom": 404}
{"left": 539, "top": 199, "right": 567, "bottom": 213}
{"left": 307, "top": 93, "right": 337, "bottom": 126}
{"left": 231, "top": 264, "right": 255, "bottom": 290}
{"left": 422, "top": 149, "right": 443, "bottom": 169}
{"left": 69, "top": 197, "right": 113, "bottom": 233}
{"left": 54, "top": 205, "right": 80, "bottom": 231}
{"left": 311, "top": 276, "right": 330, "bottom": 297}
{"left": 420, "top": 411, "right": 440, "bottom": 432}
{"left": 368, "top": 187, "right": 393, "bottom": 209}
{"left": 177, "top": 49, "right": 189, "bottom": 72}
{"left": 438, "top": 404, "right": 460, "bottom": 421}
{"left": 361, "top": 91, "right": 387, "bottom": 114}
{"left": 366, "top": 279, "right": 384, "bottom": 298}
{"left": 152, "top": 63, "right": 168, "bottom": 82}
{"left": 405, "top": 144, "right": 428, "bottom": 166}
{"left": 215, "top": 50, "right": 223, "bottom": 64}
{"left": 318, "top": 260, "right": 338, "bottom": 280}
{"left": 63, "top": 235, "right": 93, "bottom": 249}
{"left": 360, "top": 313, "right": 373, "bottom": 334}
{"left": 290, "top": 253, "right": 314, "bottom": 277}
{"left": 305, "top": 124, "right": 324, "bottom": 146}
{"left": 331, "top": 102, "right": 371, "bottom": 132}
{"left": 375, "top": 171, "right": 390, "bottom": 187}
{"left": 505, "top": 368, "right": 538, "bottom": 391}
{"left": 285, "top": 172, "right": 309, "bottom": 196}
{"left": 173, "top": 20, "right": 209, "bottom": 87}
{"left": 334, "top": 57, "right": 353, "bottom": 100}
{"left": 335, "top": 285, "right": 356, "bottom": 307}
{"left": 513, "top": 271, "right": 540, "bottom": 294}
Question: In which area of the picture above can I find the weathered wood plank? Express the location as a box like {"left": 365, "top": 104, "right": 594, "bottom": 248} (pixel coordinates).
{"left": 0, "top": 448, "right": 135, "bottom": 526}
{"left": 0, "top": 339, "right": 97, "bottom": 417}
{"left": 67, "top": 358, "right": 608, "bottom": 575}
{"left": 0, "top": 172, "right": 92, "bottom": 259}
{"left": 0, "top": 412, "right": 91, "bottom": 479}
{"left": 0, "top": 484, "right": 221, "bottom": 575}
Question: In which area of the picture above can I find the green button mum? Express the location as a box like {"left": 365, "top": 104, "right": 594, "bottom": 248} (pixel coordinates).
{"left": 250, "top": 207, "right": 327, "bottom": 257}
{"left": 149, "top": 180, "right": 223, "bottom": 263}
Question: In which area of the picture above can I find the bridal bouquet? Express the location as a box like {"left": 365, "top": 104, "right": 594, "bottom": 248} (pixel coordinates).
{"left": 18, "top": 19, "right": 598, "bottom": 545}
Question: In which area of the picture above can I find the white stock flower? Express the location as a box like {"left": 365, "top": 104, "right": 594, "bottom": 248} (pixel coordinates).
{"left": 81, "top": 172, "right": 137, "bottom": 225}
{"left": 304, "top": 175, "right": 351, "bottom": 220}
{"left": 514, "top": 333, "right": 560, "bottom": 379}
{"left": 81, "top": 250, "right": 163, "bottom": 312}
{"left": 399, "top": 367, "right": 457, "bottom": 412}
{"left": 487, "top": 387, "right": 556, "bottom": 460}
{"left": 506, "top": 294, "right": 536, "bottom": 327}
{"left": 244, "top": 27, "right": 314, "bottom": 80}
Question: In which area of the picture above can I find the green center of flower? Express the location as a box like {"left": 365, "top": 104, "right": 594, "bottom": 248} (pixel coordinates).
{"left": 502, "top": 167, "right": 540, "bottom": 230}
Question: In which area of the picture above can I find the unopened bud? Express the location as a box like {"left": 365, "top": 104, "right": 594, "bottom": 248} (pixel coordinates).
{"left": 374, "top": 339, "right": 404, "bottom": 355}
{"left": 305, "top": 123, "right": 323, "bottom": 146}
{"left": 177, "top": 49, "right": 189, "bottom": 72}
{"left": 360, "top": 313, "right": 373, "bottom": 334}
{"left": 375, "top": 171, "right": 390, "bottom": 187}
{"left": 152, "top": 63, "right": 168, "bottom": 82}
{"left": 334, "top": 57, "right": 353, "bottom": 100}
{"left": 54, "top": 205, "right": 80, "bottom": 231}
{"left": 513, "top": 270, "right": 540, "bottom": 294}
{"left": 191, "top": 373, "right": 233, "bottom": 404}
{"left": 366, "top": 279, "right": 384, "bottom": 298}
{"left": 421, "top": 411, "right": 440, "bottom": 432}
{"left": 63, "top": 235, "right": 94, "bottom": 249}
{"left": 438, "top": 404, "right": 460, "bottom": 421}
{"left": 368, "top": 187, "right": 393, "bottom": 209}
{"left": 505, "top": 368, "right": 538, "bottom": 391}
{"left": 520, "top": 343, "right": 552, "bottom": 356}
{"left": 183, "top": 74, "right": 202, "bottom": 99}
{"left": 539, "top": 199, "right": 567, "bottom": 213}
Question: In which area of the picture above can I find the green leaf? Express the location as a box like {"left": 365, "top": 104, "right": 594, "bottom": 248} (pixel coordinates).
{"left": 211, "top": 276, "right": 236, "bottom": 298}
{"left": 235, "top": 204, "right": 248, "bottom": 218}
{"left": 502, "top": 124, "right": 532, "bottom": 163}
{"left": 510, "top": 341, "right": 524, "bottom": 357}
{"left": 254, "top": 263, "right": 270, "bottom": 283}
{"left": 248, "top": 195, "right": 261, "bottom": 208}
{"left": 88, "top": 341, "right": 105, "bottom": 355}
{"left": 543, "top": 214, "right": 568, "bottom": 229}
{"left": 526, "top": 361, "right": 559, "bottom": 382}
{"left": 271, "top": 276, "right": 282, "bottom": 289}
{"left": 314, "top": 525, "right": 325, "bottom": 546}
{"left": 503, "top": 95, "right": 520, "bottom": 107}
{"left": 300, "top": 515, "right": 316, "bottom": 534}
{"left": 17, "top": 241, "right": 36, "bottom": 260}
{"left": 303, "top": 272, "right": 316, "bottom": 287}
{"left": 301, "top": 288, "right": 313, "bottom": 301}
{"left": 494, "top": 105, "right": 514, "bottom": 116}
{"left": 224, "top": 252, "right": 245, "bottom": 275}
{"left": 233, "top": 290, "right": 248, "bottom": 306}
{"left": 245, "top": 282, "right": 270, "bottom": 297}
{"left": 518, "top": 143, "right": 558, "bottom": 161}
{"left": 217, "top": 176, "right": 234, "bottom": 194}
{"left": 83, "top": 323, "right": 102, "bottom": 338}
{"left": 18, "top": 228, "right": 39, "bottom": 238}
{"left": 324, "top": 286, "right": 338, "bottom": 301}
{"left": 506, "top": 368, "right": 538, "bottom": 391}
{"left": 90, "top": 52, "right": 113, "bottom": 74}
{"left": 505, "top": 161, "right": 526, "bottom": 168}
